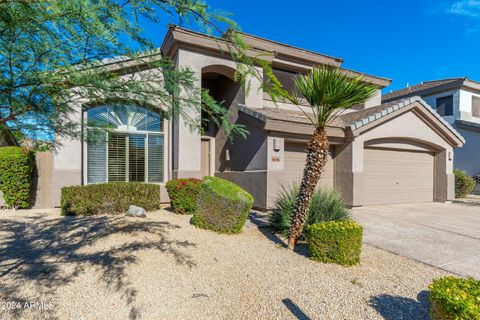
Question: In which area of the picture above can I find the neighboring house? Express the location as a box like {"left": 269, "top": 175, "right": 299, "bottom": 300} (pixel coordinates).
{"left": 383, "top": 78, "right": 480, "bottom": 176}
{"left": 33, "top": 26, "right": 464, "bottom": 209}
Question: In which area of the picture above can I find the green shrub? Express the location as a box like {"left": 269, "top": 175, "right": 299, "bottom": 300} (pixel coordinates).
{"left": 454, "top": 169, "right": 475, "bottom": 198}
{"left": 192, "top": 176, "right": 253, "bottom": 234}
{"left": 306, "top": 221, "right": 363, "bottom": 266}
{"left": 0, "top": 147, "right": 34, "bottom": 209}
{"left": 270, "top": 184, "right": 350, "bottom": 239}
{"left": 165, "top": 178, "right": 202, "bottom": 214}
{"left": 61, "top": 182, "right": 161, "bottom": 215}
{"left": 429, "top": 276, "right": 480, "bottom": 320}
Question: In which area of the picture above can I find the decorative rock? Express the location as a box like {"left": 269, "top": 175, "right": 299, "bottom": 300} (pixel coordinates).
{"left": 127, "top": 205, "right": 146, "bottom": 217}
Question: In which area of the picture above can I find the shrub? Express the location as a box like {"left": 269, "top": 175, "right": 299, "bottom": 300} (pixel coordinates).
{"left": 429, "top": 276, "right": 480, "bottom": 320}
{"left": 61, "top": 182, "right": 161, "bottom": 215}
{"left": 192, "top": 176, "right": 253, "bottom": 234}
{"left": 454, "top": 169, "right": 475, "bottom": 198}
{"left": 0, "top": 147, "right": 34, "bottom": 209}
{"left": 165, "top": 178, "right": 202, "bottom": 214}
{"left": 306, "top": 221, "right": 363, "bottom": 266}
{"left": 270, "top": 184, "right": 350, "bottom": 239}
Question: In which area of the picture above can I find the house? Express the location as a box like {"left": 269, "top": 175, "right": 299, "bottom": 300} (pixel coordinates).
{"left": 383, "top": 78, "right": 480, "bottom": 176}
{"left": 33, "top": 26, "right": 464, "bottom": 209}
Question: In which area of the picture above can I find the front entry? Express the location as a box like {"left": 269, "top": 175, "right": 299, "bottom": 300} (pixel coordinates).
{"left": 201, "top": 138, "right": 211, "bottom": 178}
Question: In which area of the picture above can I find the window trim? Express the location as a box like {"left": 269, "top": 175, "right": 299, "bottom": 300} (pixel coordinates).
{"left": 83, "top": 107, "right": 169, "bottom": 185}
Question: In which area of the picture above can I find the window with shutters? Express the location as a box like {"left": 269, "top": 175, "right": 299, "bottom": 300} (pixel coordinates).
{"left": 85, "top": 105, "right": 165, "bottom": 184}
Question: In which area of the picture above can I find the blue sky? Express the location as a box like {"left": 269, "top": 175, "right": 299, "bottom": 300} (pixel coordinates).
{"left": 142, "top": 0, "right": 480, "bottom": 93}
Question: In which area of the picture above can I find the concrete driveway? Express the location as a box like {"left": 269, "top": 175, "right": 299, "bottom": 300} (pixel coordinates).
{"left": 353, "top": 202, "right": 480, "bottom": 279}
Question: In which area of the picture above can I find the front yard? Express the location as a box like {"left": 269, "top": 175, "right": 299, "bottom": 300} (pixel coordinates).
{"left": 0, "top": 209, "right": 450, "bottom": 320}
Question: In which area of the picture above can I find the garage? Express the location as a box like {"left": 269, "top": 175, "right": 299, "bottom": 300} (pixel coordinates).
{"left": 284, "top": 142, "right": 334, "bottom": 187}
{"left": 363, "top": 147, "right": 434, "bottom": 205}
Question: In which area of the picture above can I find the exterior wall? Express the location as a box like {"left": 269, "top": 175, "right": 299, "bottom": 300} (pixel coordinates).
{"left": 422, "top": 89, "right": 459, "bottom": 125}
{"left": 31, "top": 151, "right": 54, "bottom": 209}
{"left": 338, "top": 111, "right": 455, "bottom": 206}
{"left": 458, "top": 89, "right": 480, "bottom": 124}
{"left": 453, "top": 126, "right": 480, "bottom": 175}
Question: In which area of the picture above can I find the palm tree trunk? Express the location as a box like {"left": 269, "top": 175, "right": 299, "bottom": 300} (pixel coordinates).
{"left": 287, "top": 128, "right": 329, "bottom": 250}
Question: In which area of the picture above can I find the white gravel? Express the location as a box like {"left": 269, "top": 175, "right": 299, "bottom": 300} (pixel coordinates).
{"left": 0, "top": 209, "right": 450, "bottom": 320}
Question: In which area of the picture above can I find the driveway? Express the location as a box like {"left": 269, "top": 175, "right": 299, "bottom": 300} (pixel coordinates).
{"left": 353, "top": 202, "right": 480, "bottom": 279}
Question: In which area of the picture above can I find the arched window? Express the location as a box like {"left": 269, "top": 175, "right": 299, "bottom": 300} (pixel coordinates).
{"left": 86, "top": 105, "right": 164, "bottom": 184}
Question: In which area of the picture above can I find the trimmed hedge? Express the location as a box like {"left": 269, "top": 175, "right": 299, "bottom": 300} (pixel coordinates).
{"left": 192, "top": 176, "right": 253, "bottom": 234}
{"left": 429, "top": 276, "right": 480, "bottom": 320}
{"left": 270, "top": 184, "right": 350, "bottom": 239}
{"left": 0, "top": 147, "right": 34, "bottom": 209}
{"left": 306, "top": 221, "right": 363, "bottom": 266}
{"left": 454, "top": 169, "right": 475, "bottom": 198}
{"left": 61, "top": 182, "right": 161, "bottom": 215}
{"left": 165, "top": 178, "right": 202, "bottom": 214}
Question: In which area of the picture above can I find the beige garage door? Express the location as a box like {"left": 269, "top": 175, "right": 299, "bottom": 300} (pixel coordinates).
{"left": 364, "top": 148, "right": 434, "bottom": 205}
{"left": 284, "top": 142, "right": 334, "bottom": 187}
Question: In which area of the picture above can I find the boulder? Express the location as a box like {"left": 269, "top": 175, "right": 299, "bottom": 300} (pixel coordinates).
{"left": 127, "top": 205, "right": 146, "bottom": 217}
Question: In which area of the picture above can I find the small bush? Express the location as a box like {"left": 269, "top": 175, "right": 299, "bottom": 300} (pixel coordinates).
{"left": 454, "top": 169, "right": 475, "bottom": 198}
{"left": 270, "top": 184, "right": 350, "bottom": 239}
{"left": 429, "top": 276, "right": 480, "bottom": 320}
{"left": 306, "top": 221, "right": 363, "bottom": 266}
{"left": 165, "top": 178, "right": 202, "bottom": 214}
{"left": 192, "top": 176, "right": 253, "bottom": 234}
{"left": 61, "top": 182, "right": 161, "bottom": 215}
{"left": 0, "top": 147, "right": 34, "bottom": 209}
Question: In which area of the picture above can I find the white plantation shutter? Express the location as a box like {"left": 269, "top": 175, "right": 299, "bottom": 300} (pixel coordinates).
{"left": 148, "top": 134, "right": 164, "bottom": 182}
{"left": 129, "top": 134, "right": 146, "bottom": 182}
{"left": 108, "top": 133, "right": 127, "bottom": 182}
{"left": 87, "top": 130, "right": 107, "bottom": 183}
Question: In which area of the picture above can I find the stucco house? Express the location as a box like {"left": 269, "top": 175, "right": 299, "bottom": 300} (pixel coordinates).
{"left": 32, "top": 26, "right": 464, "bottom": 209}
{"left": 383, "top": 78, "right": 480, "bottom": 176}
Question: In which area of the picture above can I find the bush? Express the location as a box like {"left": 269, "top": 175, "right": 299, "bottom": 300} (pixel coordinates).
{"left": 61, "top": 182, "right": 161, "bottom": 215}
{"left": 454, "top": 169, "right": 475, "bottom": 198}
{"left": 270, "top": 184, "right": 350, "bottom": 239}
{"left": 192, "top": 176, "right": 253, "bottom": 234}
{"left": 0, "top": 147, "right": 34, "bottom": 209}
{"left": 306, "top": 221, "right": 363, "bottom": 266}
{"left": 429, "top": 276, "right": 480, "bottom": 320}
{"left": 165, "top": 178, "right": 202, "bottom": 214}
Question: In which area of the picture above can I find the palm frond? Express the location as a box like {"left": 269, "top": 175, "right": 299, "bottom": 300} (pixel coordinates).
{"left": 293, "top": 66, "right": 378, "bottom": 129}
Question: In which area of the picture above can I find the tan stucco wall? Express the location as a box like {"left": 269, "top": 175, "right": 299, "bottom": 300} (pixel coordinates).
{"left": 31, "top": 151, "right": 54, "bottom": 209}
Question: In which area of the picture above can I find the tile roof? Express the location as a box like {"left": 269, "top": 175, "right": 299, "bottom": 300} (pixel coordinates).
{"left": 382, "top": 78, "right": 465, "bottom": 102}
{"left": 238, "top": 97, "right": 465, "bottom": 144}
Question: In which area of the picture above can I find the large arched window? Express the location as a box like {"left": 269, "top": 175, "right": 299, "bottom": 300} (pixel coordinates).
{"left": 86, "top": 105, "right": 164, "bottom": 184}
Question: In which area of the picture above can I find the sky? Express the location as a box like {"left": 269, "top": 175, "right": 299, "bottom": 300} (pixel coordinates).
{"left": 141, "top": 0, "right": 480, "bottom": 93}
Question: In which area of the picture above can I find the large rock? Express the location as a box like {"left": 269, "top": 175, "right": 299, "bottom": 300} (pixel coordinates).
{"left": 127, "top": 205, "right": 146, "bottom": 218}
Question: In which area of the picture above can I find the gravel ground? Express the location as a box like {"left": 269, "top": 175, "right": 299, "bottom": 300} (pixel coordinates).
{"left": 0, "top": 209, "right": 451, "bottom": 320}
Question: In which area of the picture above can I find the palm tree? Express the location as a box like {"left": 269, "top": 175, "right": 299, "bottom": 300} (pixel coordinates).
{"left": 286, "top": 66, "right": 377, "bottom": 250}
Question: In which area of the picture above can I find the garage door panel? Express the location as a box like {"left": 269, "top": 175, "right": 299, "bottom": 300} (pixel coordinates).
{"left": 284, "top": 143, "right": 334, "bottom": 187}
{"left": 364, "top": 148, "right": 434, "bottom": 205}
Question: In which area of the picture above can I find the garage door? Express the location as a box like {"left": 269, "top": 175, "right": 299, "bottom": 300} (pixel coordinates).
{"left": 284, "top": 142, "right": 334, "bottom": 187}
{"left": 364, "top": 148, "right": 434, "bottom": 205}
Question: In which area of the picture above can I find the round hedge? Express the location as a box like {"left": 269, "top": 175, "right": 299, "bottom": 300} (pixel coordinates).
{"left": 429, "top": 276, "right": 480, "bottom": 320}
{"left": 192, "top": 176, "right": 253, "bottom": 234}
{"left": 306, "top": 220, "right": 363, "bottom": 266}
{"left": 165, "top": 178, "right": 202, "bottom": 214}
{"left": 454, "top": 169, "right": 475, "bottom": 198}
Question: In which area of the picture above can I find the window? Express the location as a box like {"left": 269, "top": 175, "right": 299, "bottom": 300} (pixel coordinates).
{"left": 472, "top": 96, "right": 480, "bottom": 118}
{"left": 86, "top": 105, "right": 164, "bottom": 184}
{"left": 436, "top": 95, "right": 454, "bottom": 116}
